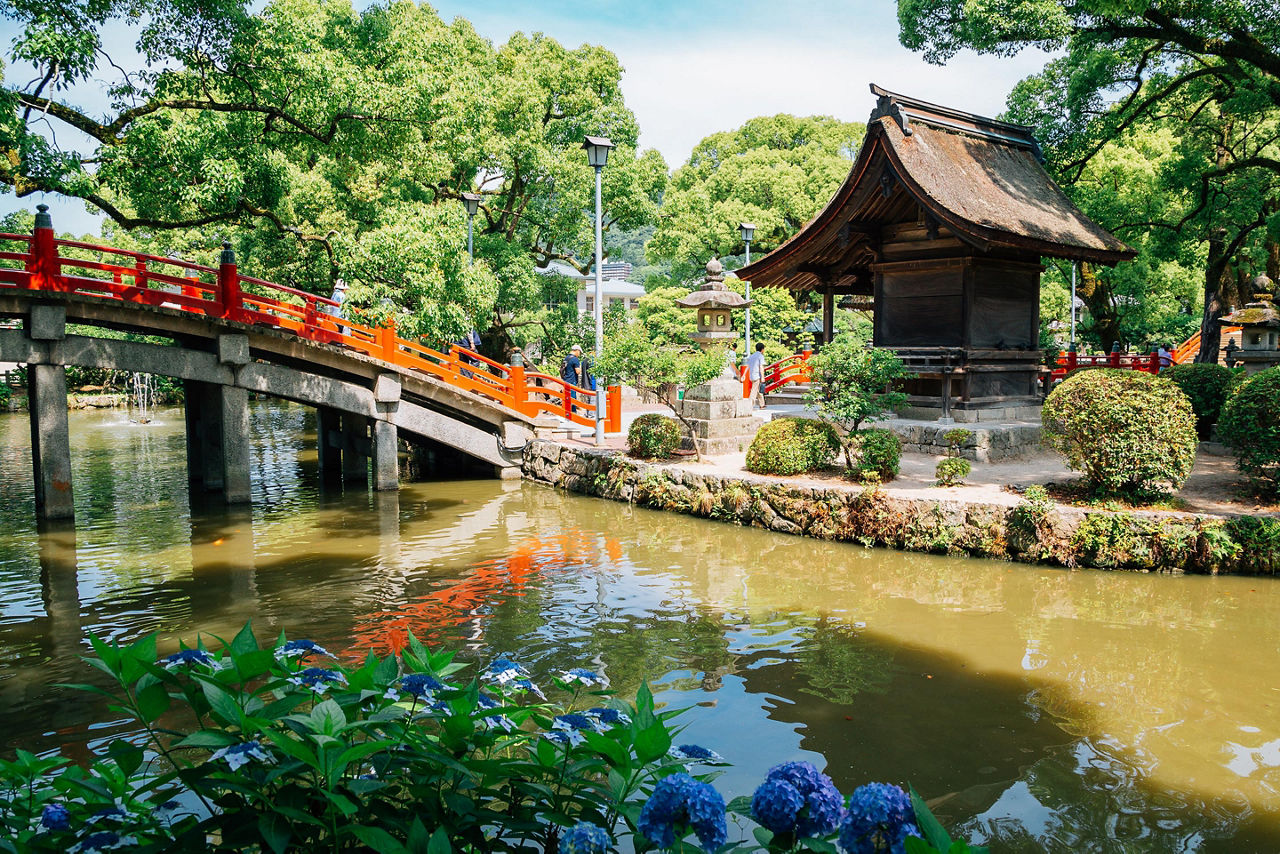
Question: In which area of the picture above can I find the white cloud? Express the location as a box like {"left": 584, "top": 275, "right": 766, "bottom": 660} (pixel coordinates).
{"left": 616, "top": 36, "right": 1055, "bottom": 166}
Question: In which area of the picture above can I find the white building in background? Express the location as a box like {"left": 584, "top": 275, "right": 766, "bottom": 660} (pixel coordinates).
{"left": 538, "top": 260, "right": 646, "bottom": 315}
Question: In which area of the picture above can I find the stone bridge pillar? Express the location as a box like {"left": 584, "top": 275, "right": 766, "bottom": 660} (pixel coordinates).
{"left": 27, "top": 304, "right": 74, "bottom": 521}
{"left": 183, "top": 334, "right": 252, "bottom": 504}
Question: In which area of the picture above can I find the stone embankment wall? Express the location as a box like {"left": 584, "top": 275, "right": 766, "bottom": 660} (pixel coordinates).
{"left": 522, "top": 440, "right": 1278, "bottom": 574}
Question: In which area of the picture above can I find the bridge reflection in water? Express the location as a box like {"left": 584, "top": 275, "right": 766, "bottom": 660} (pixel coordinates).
{"left": 4, "top": 403, "right": 1280, "bottom": 849}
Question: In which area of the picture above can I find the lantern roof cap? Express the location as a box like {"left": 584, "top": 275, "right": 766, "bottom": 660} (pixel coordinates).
{"left": 1221, "top": 290, "right": 1280, "bottom": 328}
{"left": 675, "top": 257, "right": 751, "bottom": 309}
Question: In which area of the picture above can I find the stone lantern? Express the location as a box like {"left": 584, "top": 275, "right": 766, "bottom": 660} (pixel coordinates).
{"left": 672, "top": 258, "right": 762, "bottom": 455}
{"left": 1220, "top": 275, "right": 1280, "bottom": 375}
{"left": 676, "top": 258, "right": 751, "bottom": 355}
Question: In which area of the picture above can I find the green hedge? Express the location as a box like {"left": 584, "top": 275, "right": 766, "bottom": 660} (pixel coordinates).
{"left": 745, "top": 417, "right": 839, "bottom": 475}
{"left": 1218, "top": 367, "right": 1280, "bottom": 498}
{"left": 1164, "top": 363, "right": 1237, "bottom": 439}
{"left": 850, "top": 428, "right": 901, "bottom": 482}
{"left": 627, "top": 413, "right": 682, "bottom": 459}
{"left": 1043, "top": 369, "right": 1197, "bottom": 498}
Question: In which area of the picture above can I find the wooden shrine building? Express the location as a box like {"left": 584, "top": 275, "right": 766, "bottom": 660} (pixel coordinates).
{"left": 737, "top": 84, "right": 1135, "bottom": 419}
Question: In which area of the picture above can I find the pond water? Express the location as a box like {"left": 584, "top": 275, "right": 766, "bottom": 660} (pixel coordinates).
{"left": 2, "top": 403, "right": 1279, "bottom": 851}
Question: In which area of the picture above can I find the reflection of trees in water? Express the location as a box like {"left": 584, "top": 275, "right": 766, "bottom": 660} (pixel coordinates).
{"left": 957, "top": 738, "right": 1269, "bottom": 852}
{"left": 793, "top": 617, "right": 895, "bottom": 705}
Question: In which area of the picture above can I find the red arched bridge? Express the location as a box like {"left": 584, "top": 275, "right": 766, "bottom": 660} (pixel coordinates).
{"left": 0, "top": 207, "right": 620, "bottom": 520}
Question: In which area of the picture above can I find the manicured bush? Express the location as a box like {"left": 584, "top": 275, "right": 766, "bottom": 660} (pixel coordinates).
{"left": 1042, "top": 369, "right": 1197, "bottom": 498}
{"left": 850, "top": 428, "right": 900, "bottom": 482}
{"left": 1218, "top": 366, "right": 1280, "bottom": 497}
{"left": 628, "top": 412, "right": 681, "bottom": 459}
{"left": 1164, "top": 363, "right": 1237, "bottom": 439}
{"left": 935, "top": 456, "right": 971, "bottom": 486}
{"left": 746, "top": 417, "right": 839, "bottom": 475}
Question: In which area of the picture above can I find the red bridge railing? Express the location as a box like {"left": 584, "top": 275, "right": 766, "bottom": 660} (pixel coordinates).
{"left": 0, "top": 213, "right": 620, "bottom": 433}
{"left": 740, "top": 349, "right": 812, "bottom": 399}
{"left": 1048, "top": 348, "right": 1162, "bottom": 385}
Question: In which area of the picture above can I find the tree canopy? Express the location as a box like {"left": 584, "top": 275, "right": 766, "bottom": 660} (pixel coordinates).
{"left": 646, "top": 114, "right": 864, "bottom": 283}
{"left": 899, "top": 0, "right": 1280, "bottom": 360}
{"left": 1, "top": 0, "right": 667, "bottom": 346}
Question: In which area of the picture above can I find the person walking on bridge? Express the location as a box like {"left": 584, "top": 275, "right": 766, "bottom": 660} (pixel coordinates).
{"left": 746, "top": 342, "right": 767, "bottom": 410}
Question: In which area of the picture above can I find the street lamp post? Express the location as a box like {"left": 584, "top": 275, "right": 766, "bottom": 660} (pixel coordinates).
{"left": 740, "top": 222, "right": 755, "bottom": 351}
{"left": 582, "top": 135, "right": 614, "bottom": 447}
{"left": 461, "top": 193, "right": 481, "bottom": 264}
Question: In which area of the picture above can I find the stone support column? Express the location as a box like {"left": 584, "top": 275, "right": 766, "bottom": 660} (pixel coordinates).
{"left": 341, "top": 415, "right": 369, "bottom": 484}
{"left": 372, "top": 420, "right": 399, "bottom": 491}
{"left": 219, "top": 385, "right": 251, "bottom": 504}
{"left": 316, "top": 407, "right": 343, "bottom": 484}
{"left": 371, "top": 372, "right": 401, "bottom": 492}
{"left": 26, "top": 304, "right": 74, "bottom": 520}
{"left": 29, "top": 363, "right": 74, "bottom": 521}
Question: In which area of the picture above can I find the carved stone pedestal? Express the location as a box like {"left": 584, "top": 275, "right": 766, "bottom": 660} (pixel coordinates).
{"left": 676, "top": 376, "right": 762, "bottom": 455}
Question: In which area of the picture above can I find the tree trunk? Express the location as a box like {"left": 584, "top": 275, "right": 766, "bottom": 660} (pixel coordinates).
{"left": 1076, "top": 263, "right": 1120, "bottom": 352}
{"left": 1196, "top": 228, "right": 1232, "bottom": 363}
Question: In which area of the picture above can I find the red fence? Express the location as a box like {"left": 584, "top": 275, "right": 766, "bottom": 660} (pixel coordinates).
{"left": 1048, "top": 349, "right": 1162, "bottom": 384}
{"left": 740, "top": 349, "right": 812, "bottom": 399}
{"left": 0, "top": 216, "right": 620, "bottom": 432}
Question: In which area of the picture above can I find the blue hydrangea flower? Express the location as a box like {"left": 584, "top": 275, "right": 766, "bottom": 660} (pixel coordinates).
{"left": 482, "top": 657, "right": 529, "bottom": 685}
{"left": 838, "top": 783, "right": 920, "bottom": 854}
{"left": 40, "top": 802, "right": 70, "bottom": 831}
{"left": 155, "top": 799, "right": 195, "bottom": 826}
{"left": 586, "top": 707, "right": 631, "bottom": 727}
{"left": 287, "top": 667, "right": 347, "bottom": 694}
{"left": 555, "top": 713, "right": 605, "bottom": 733}
{"left": 751, "top": 761, "right": 844, "bottom": 838}
{"left": 637, "top": 772, "right": 727, "bottom": 853}
{"left": 509, "top": 677, "right": 546, "bottom": 700}
{"left": 210, "top": 741, "right": 274, "bottom": 771}
{"left": 667, "top": 743, "right": 726, "bottom": 765}
{"left": 559, "top": 668, "right": 607, "bottom": 687}
{"left": 276, "top": 639, "right": 334, "bottom": 660}
{"left": 474, "top": 694, "right": 515, "bottom": 732}
{"left": 69, "top": 831, "right": 137, "bottom": 853}
{"left": 386, "top": 673, "right": 448, "bottom": 701}
{"left": 559, "top": 821, "right": 613, "bottom": 854}
{"left": 161, "top": 648, "right": 216, "bottom": 670}
{"left": 752, "top": 778, "right": 806, "bottom": 835}
{"left": 542, "top": 730, "right": 575, "bottom": 746}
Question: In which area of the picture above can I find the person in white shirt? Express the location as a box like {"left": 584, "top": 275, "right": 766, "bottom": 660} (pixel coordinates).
{"left": 746, "top": 342, "right": 767, "bottom": 409}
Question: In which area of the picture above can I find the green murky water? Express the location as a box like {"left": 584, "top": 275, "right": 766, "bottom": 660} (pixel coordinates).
{"left": 2, "top": 403, "right": 1279, "bottom": 851}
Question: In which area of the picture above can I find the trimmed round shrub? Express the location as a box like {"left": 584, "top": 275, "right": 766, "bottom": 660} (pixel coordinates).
{"left": 627, "top": 413, "right": 681, "bottom": 459}
{"left": 1218, "top": 366, "right": 1280, "bottom": 497}
{"left": 850, "top": 428, "right": 900, "bottom": 482}
{"left": 935, "top": 456, "right": 971, "bottom": 486}
{"left": 746, "top": 417, "right": 839, "bottom": 475}
{"left": 1042, "top": 369, "right": 1197, "bottom": 497}
{"left": 1164, "top": 363, "right": 1237, "bottom": 439}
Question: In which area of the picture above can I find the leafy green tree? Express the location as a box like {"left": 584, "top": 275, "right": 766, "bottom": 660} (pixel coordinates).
{"left": 803, "top": 334, "right": 908, "bottom": 472}
{"left": 647, "top": 114, "right": 864, "bottom": 283}
{"left": 898, "top": 0, "right": 1280, "bottom": 362}
{"left": 1, "top": 0, "right": 667, "bottom": 348}
{"left": 595, "top": 323, "right": 723, "bottom": 460}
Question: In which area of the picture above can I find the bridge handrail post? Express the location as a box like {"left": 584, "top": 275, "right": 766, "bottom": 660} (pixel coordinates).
{"left": 25, "top": 204, "right": 62, "bottom": 292}
{"left": 606, "top": 385, "right": 621, "bottom": 433}
{"left": 801, "top": 348, "right": 812, "bottom": 380}
{"left": 380, "top": 318, "right": 397, "bottom": 363}
{"left": 509, "top": 364, "right": 527, "bottom": 413}
{"left": 1149, "top": 350, "right": 1160, "bottom": 373}
{"left": 218, "top": 241, "right": 242, "bottom": 321}
{"left": 1108, "top": 344, "right": 1121, "bottom": 368}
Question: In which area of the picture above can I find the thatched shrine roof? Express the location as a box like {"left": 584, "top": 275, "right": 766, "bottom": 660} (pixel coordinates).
{"left": 738, "top": 85, "right": 1135, "bottom": 292}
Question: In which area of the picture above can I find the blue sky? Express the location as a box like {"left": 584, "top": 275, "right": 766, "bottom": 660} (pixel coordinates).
{"left": 1, "top": 0, "right": 1052, "bottom": 235}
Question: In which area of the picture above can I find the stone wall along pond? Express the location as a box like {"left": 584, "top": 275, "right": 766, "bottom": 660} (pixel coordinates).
{"left": 522, "top": 440, "right": 1280, "bottom": 574}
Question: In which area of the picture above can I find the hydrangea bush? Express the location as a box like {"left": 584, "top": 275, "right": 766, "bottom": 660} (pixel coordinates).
{"left": 0, "top": 625, "right": 983, "bottom": 853}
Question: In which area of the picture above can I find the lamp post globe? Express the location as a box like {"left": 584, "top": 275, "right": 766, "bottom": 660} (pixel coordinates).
{"left": 582, "top": 136, "right": 614, "bottom": 446}
{"left": 740, "top": 222, "right": 756, "bottom": 351}
{"left": 461, "top": 193, "right": 482, "bottom": 264}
